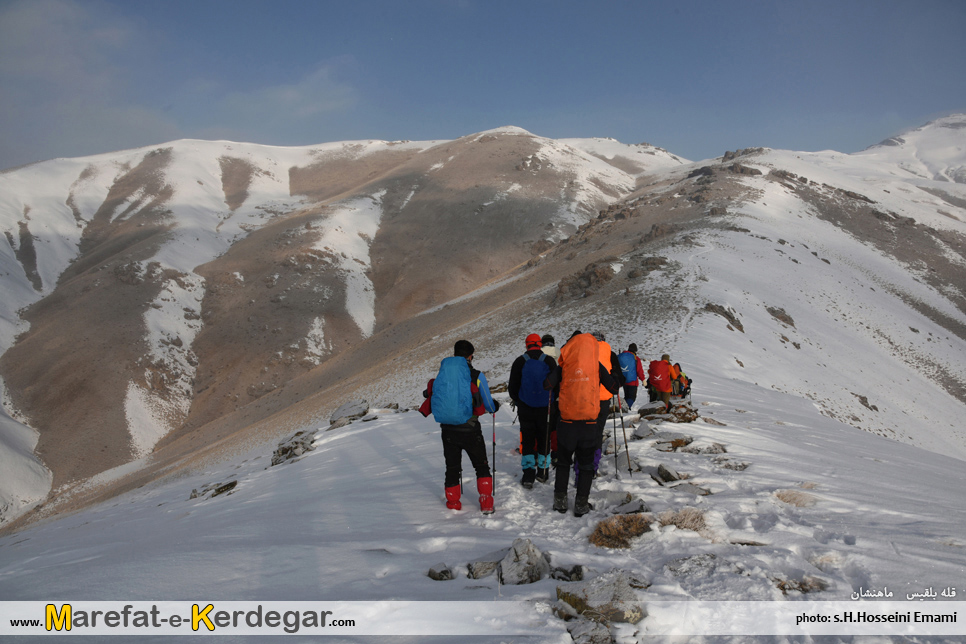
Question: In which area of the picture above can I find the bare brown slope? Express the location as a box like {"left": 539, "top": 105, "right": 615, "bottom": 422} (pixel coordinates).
{"left": 369, "top": 131, "right": 603, "bottom": 327}
{"left": 0, "top": 150, "right": 178, "bottom": 487}
{"left": 3, "top": 168, "right": 713, "bottom": 534}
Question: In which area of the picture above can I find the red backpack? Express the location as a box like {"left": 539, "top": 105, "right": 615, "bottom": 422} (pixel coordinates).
{"left": 648, "top": 360, "right": 672, "bottom": 393}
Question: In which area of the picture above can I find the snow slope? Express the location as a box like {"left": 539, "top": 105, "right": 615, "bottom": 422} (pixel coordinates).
{"left": 1, "top": 379, "right": 964, "bottom": 641}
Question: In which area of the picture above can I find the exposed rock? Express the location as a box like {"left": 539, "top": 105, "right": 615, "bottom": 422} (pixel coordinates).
{"left": 554, "top": 261, "right": 617, "bottom": 303}
{"left": 665, "top": 553, "right": 724, "bottom": 578}
{"left": 613, "top": 498, "right": 649, "bottom": 515}
{"left": 329, "top": 399, "right": 369, "bottom": 426}
{"left": 551, "top": 565, "right": 586, "bottom": 582}
{"left": 766, "top": 306, "right": 796, "bottom": 327}
{"left": 631, "top": 422, "right": 655, "bottom": 440}
{"left": 687, "top": 166, "right": 715, "bottom": 179}
{"left": 427, "top": 563, "right": 453, "bottom": 581}
{"left": 654, "top": 434, "right": 694, "bottom": 452}
{"left": 566, "top": 618, "right": 613, "bottom": 644}
{"left": 189, "top": 479, "right": 238, "bottom": 500}
{"left": 713, "top": 456, "right": 750, "bottom": 471}
{"left": 271, "top": 429, "right": 316, "bottom": 466}
{"left": 657, "top": 463, "right": 681, "bottom": 482}
{"left": 722, "top": 148, "right": 765, "bottom": 161}
{"left": 851, "top": 392, "right": 879, "bottom": 412}
{"left": 640, "top": 223, "right": 678, "bottom": 245}
{"left": 681, "top": 441, "right": 728, "bottom": 455}
{"left": 556, "top": 571, "right": 646, "bottom": 624}
{"left": 466, "top": 546, "right": 510, "bottom": 579}
{"left": 498, "top": 538, "right": 551, "bottom": 585}
{"left": 704, "top": 303, "right": 744, "bottom": 332}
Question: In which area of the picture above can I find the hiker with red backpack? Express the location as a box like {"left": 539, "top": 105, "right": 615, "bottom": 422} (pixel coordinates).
{"left": 543, "top": 332, "right": 620, "bottom": 517}
{"left": 422, "top": 340, "right": 501, "bottom": 514}
{"left": 647, "top": 354, "right": 679, "bottom": 413}
{"left": 508, "top": 334, "right": 557, "bottom": 488}
{"left": 617, "top": 343, "right": 645, "bottom": 412}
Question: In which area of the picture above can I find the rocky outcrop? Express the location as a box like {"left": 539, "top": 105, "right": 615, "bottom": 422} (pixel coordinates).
{"left": 556, "top": 571, "right": 646, "bottom": 624}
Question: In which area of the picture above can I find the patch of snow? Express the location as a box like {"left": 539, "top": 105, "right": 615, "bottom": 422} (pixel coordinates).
{"left": 311, "top": 191, "right": 386, "bottom": 338}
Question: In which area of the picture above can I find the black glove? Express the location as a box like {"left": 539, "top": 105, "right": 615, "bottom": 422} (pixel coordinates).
{"left": 492, "top": 400, "right": 501, "bottom": 413}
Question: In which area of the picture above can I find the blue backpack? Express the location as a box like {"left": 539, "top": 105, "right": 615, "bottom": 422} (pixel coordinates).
{"left": 519, "top": 353, "right": 552, "bottom": 408}
{"left": 618, "top": 351, "right": 639, "bottom": 385}
{"left": 431, "top": 356, "right": 473, "bottom": 425}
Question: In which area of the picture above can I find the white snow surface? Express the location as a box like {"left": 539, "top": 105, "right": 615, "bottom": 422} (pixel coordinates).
{"left": 1, "top": 381, "right": 964, "bottom": 641}
{"left": 0, "top": 382, "right": 51, "bottom": 525}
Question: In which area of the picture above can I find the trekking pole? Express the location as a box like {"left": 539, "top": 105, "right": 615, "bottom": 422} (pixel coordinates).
{"left": 491, "top": 412, "right": 497, "bottom": 493}
{"left": 544, "top": 402, "right": 551, "bottom": 476}
{"left": 618, "top": 392, "right": 633, "bottom": 477}
{"left": 612, "top": 396, "right": 620, "bottom": 479}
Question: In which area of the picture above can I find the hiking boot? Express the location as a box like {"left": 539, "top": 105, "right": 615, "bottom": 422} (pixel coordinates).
{"left": 477, "top": 477, "right": 494, "bottom": 515}
{"left": 573, "top": 496, "right": 593, "bottom": 517}
{"left": 553, "top": 493, "right": 568, "bottom": 513}
{"left": 444, "top": 485, "right": 461, "bottom": 510}
{"left": 535, "top": 467, "right": 550, "bottom": 484}
{"left": 521, "top": 469, "right": 536, "bottom": 489}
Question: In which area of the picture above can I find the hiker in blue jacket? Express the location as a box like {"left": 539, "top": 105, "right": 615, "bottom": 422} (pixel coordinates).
{"left": 618, "top": 343, "right": 645, "bottom": 411}
{"left": 508, "top": 334, "right": 557, "bottom": 489}
{"left": 427, "top": 340, "right": 500, "bottom": 514}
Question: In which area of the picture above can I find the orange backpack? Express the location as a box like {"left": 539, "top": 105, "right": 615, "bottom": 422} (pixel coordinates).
{"left": 558, "top": 333, "right": 601, "bottom": 421}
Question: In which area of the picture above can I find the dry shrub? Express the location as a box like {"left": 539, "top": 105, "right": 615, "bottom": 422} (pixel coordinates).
{"left": 775, "top": 489, "right": 818, "bottom": 507}
{"left": 657, "top": 507, "right": 706, "bottom": 532}
{"left": 589, "top": 514, "right": 651, "bottom": 549}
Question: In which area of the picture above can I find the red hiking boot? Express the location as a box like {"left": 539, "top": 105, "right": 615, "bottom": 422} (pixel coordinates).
{"left": 477, "top": 477, "right": 494, "bottom": 515}
{"left": 445, "top": 485, "right": 461, "bottom": 510}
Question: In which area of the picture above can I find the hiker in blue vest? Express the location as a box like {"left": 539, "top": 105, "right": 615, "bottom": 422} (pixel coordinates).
{"left": 427, "top": 340, "right": 500, "bottom": 514}
{"left": 618, "top": 343, "right": 646, "bottom": 411}
{"left": 508, "top": 333, "right": 557, "bottom": 488}
{"left": 540, "top": 334, "right": 560, "bottom": 467}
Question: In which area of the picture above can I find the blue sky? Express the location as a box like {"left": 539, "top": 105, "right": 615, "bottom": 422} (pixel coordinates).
{"left": 1, "top": 0, "right": 964, "bottom": 170}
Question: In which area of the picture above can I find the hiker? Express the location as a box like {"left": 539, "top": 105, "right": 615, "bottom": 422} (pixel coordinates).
{"left": 588, "top": 332, "right": 623, "bottom": 478}
{"left": 541, "top": 334, "right": 560, "bottom": 467}
{"left": 674, "top": 363, "right": 692, "bottom": 398}
{"left": 617, "top": 343, "right": 645, "bottom": 411}
{"left": 425, "top": 340, "right": 500, "bottom": 514}
{"left": 647, "top": 354, "right": 679, "bottom": 413}
{"left": 508, "top": 334, "right": 556, "bottom": 488}
{"left": 544, "top": 332, "right": 620, "bottom": 517}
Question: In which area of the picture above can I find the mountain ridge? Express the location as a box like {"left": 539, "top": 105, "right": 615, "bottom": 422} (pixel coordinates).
{"left": 1, "top": 116, "right": 965, "bottom": 528}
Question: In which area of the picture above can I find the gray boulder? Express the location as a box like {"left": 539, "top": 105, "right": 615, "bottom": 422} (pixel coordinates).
{"left": 427, "top": 563, "right": 453, "bottom": 581}
{"left": 329, "top": 399, "right": 369, "bottom": 426}
{"left": 498, "top": 538, "right": 550, "bottom": 585}
{"left": 467, "top": 546, "right": 510, "bottom": 579}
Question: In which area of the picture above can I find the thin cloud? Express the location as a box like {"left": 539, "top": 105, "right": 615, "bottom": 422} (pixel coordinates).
{"left": 0, "top": 0, "right": 362, "bottom": 168}
{"left": 214, "top": 60, "right": 360, "bottom": 137}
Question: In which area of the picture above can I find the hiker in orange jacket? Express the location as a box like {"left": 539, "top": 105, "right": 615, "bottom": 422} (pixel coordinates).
{"left": 543, "top": 332, "right": 620, "bottom": 517}
{"left": 648, "top": 354, "right": 678, "bottom": 413}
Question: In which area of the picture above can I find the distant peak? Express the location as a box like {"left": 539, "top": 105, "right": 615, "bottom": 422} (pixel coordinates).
{"left": 866, "top": 113, "right": 966, "bottom": 151}
{"left": 473, "top": 126, "right": 536, "bottom": 138}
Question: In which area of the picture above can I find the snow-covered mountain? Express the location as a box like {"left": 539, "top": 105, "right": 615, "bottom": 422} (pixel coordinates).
{"left": 1, "top": 116, "right": 965, "bottom": 640}
{"left": 0, "top": 128, "right": 684, "bottom": 521}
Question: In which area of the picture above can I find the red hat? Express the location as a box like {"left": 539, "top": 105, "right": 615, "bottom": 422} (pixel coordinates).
{"left": 525, "top": 333, "right": 542, "bottom": 349}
